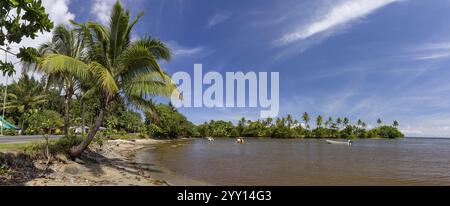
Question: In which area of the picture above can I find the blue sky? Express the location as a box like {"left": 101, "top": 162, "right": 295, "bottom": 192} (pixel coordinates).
{"left": 4, "top": 0, "right": 450, "bottom": 137}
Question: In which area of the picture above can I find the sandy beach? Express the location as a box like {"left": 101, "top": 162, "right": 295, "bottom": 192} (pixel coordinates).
{"left": 23, "top": 139, "right": 172, "bottom": 186}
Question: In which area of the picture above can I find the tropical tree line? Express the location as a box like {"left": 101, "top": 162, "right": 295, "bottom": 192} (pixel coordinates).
{"left": 0, "top": 74, "right": 146, "bottom": 136}
{"left": 1, "top": 0, "right": 179, "bottom": 158}
{"left": 194, "top": 113, "right": 404, "bottom": 139}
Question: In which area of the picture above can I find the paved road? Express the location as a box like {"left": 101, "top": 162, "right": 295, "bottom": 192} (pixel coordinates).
{"left": 0, "top": 135, "right": 63, "bottom": 144}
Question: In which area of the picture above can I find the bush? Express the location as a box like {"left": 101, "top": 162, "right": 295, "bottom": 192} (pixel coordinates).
{"left": 368, "top": 126, "right": 404, "bottom": 139}
{"left": 145, "top": 104, "right": 194, "bottom": 139}
{"left": 24, "top": 109, "right": 63, "bottom": 135}
{"left": 3, "top": 129, "right": 18, "bottom": 136}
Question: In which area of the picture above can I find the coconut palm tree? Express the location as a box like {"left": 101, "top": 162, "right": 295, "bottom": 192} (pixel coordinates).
{"left": 38, "top": 1, "right": 179, "bottom": 157}
{"left": 393, "top": 120, "right": 399, "bottom": 128}
{"left": 377, "top": 118, "right": 382, "bottom": 126}
{"left": 286, "top": 114, "right": 293, "bottom": 128}
{"left": 32, "top": 25, "right": 86, "bottom": 135}
{"left": 316, "top": 115, "right": 323, "bottom": 128}
{"left": 343, "top": 117, "right": 349, "bottom": 127}
{"left": 357, "top": 119, "right": 363, "bottom": 127}
{"left": 4, "top": 74, "right": 47, "bottom": 129}
{"left": 325, "top": 117, "right": 333, "bottom": 129}
{"left": 302, "top": 112, "right": 310, "bottom": 130}
{"left": 336, "top": 117, "right": 342, "bottom": 129}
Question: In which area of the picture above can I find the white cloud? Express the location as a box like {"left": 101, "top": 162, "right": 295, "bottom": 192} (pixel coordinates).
{"left": 275, "top": 0, "right": 398, "bottom": 46}
{"left": 0, "top": 0, "right": 75, "bottom": 83}
{"left": 413, "top": 52, "right": 450, "bottom": 60}
{"left": 173, "top": 47, "right": 205, "bottom": 57}
{"left": 91, "top": 0, "right": 117, "bottom": 25}
{"left": 44, "top": 0, "right": 75, "bottom": 26}
{"left": 167, "top": 41, "right": 210, "bottom": 59}
{"left": 402, "top": 41, "right": 450, "bottom": 61}
{"left": 206, "top": 13, "right": 231, "bottom": 28}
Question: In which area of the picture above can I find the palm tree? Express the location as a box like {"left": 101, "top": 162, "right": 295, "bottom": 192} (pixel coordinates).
{"left": 316, "top": 115, "right": 323, "bottom": 128}
{"left": 336, "top": 117, "right": 342, "bottom": 129}
{"left": 302, "top": 112, "right": 310, "bottom": 130}
{"left": 357, "top": 119, "right": 362, "bottom": 127}
{"left": 325, "top": 117, "right": 332, "bottom": 129}
{"left": 263, "top": 117, "right": 273, "bottom": 127}
{"left": 393, "top": 120, "right": 399, "bottom": 128}
{"left": 38, "top": 1, "right": 179, "bottom": 158}
{"left": 362, "top": 122, "right": 367, "bottom": 129}
{"left": 286, "top": 114, "right": 293, "bottom": 128}
{"left": 33, "top": 25, "right": 86, "bottom": 135}
{"left": 377, "top": 118, "right": 382, "bottom": 126}
{"left": 5, "top": 74, "right": 47, "bottom": 129}
{"left": 343, "top": 117, "right": 349, "bottom": 127}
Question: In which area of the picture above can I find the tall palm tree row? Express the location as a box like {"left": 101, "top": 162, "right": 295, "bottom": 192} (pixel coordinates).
{"left": 29, "top": 25, "right": 86, "bottom": 135}
{"left": 37, "top": 1, "right": 180, "bottom": 158}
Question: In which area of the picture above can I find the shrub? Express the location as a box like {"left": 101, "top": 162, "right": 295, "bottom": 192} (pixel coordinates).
{"left": 3, "top": 129, "right": 18, "bottom": 136}
{"left": 368, "top": 126, "right": 404, "bottom": 139}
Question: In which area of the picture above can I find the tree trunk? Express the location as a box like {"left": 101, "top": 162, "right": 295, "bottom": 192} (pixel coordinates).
{"left": 45, "top": 134, "right": 50, "bottom": 163}
{"left": 63, "top": 94, "right": 71, "bottom": 135}
{"left": 69, "top": 107, "right": 105, "bottom": 158}
{"left": 81, "top": 100, "right": 86, "bottom": 138}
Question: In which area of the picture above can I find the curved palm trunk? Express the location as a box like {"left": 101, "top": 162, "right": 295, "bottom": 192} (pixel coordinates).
{"left": 70, "top": 107, "right": 105, "bottom": 158}
{"left": 63, "top": 97, "right": 70, "bottom": 135}
{"left": 63, "top": 87, "right": 73, "bottom": 135}
{"left": 81, "top": 100, "right": 86, "bottom": 138}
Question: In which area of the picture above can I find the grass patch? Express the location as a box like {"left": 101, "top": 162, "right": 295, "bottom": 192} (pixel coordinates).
{"left": 0, "top": 142, "right": 35, "bottom": 152}
{"left": 24, "top": 135, "right": 83, "bottom": 157}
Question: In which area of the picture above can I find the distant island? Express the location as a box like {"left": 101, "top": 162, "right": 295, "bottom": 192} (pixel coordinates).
{"left": 147, "top": 104, "right": 404, "bottom": 139}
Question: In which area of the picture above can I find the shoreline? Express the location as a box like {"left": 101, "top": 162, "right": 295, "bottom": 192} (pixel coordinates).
{"left": 135, "top": 141, "right": 212, "bottom": 186}
{"left": 22, "top": 138, "right": 199, "bottom": 186}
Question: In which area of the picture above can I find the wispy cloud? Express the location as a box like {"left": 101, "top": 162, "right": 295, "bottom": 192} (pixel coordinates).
{"left": 206, "top": 13, "right": 231, "bottom": 28}
{"left": 91, "top": 0, "right": 117, "bottom": 25}
{"left": 167, "top": 41, "right": 211, "bottom": 59}
{"left": 413, "top": 52, "right": 450, "bottom": 60}
{"left": 275, "top": 0, "right": 398, "bottom": 46}
{"left": 401, "top": 41, "right": 450, "bottom": 61}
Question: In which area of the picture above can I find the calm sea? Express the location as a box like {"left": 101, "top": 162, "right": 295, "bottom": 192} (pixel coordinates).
{"left": 142, "top": 138, "right": 450, "bottom": 185}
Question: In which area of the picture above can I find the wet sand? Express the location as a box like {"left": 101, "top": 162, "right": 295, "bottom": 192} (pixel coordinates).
{"left": 135, "top": 139, "right": 211, "bottom": 186}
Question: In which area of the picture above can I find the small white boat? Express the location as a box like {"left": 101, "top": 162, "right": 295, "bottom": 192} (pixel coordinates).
{"left": 326, "top": 140, "right": 353, "bottom": 146}
{"left": 206, "top": 137, "right": 214, "bottom": 141}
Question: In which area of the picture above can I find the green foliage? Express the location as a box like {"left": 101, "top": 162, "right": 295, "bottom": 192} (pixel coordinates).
{"left": 367, "top": 125, "right": 404, "bottom": 139}
{"left": 0, "top": 0, "right": 54, "bottom": 73}
{"left": 24, "top": 109, "right": 63, "bottom": 135}
{"left": 25, "top": 135, "right": 83, "bottom": 156}
{"left": 145, "top": 104, "right": 193, "bottom": 139}
{"left": 3, "top": 129, "right": 18, "bottom": 136}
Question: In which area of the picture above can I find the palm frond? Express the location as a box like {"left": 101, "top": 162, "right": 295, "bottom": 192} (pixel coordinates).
{"left": 123, "top": 71, "right": 181, "bottom": 99}
{"left": 117, "top": 44, "right": 164, "bottom": 79}
{"left": 133, "top": 37, "right": 172, "bottom": 61}
{"left": 127, "top": 95, "right": 159, "bottom": 122}
{"left": 37, "top": 54, "right": 91, "bottom": 82}
{"left": 109, "top": 0, "right": 130, "bottom": 66}
{"left": 89, "top": 62, "right": 119, "bottom": 97}
{"left": 124, "top": 11, "right": 144, "bottom": 46}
